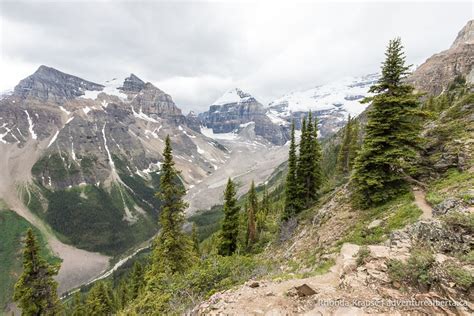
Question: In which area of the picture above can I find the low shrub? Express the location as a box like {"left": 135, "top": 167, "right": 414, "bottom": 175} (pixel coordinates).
{"left": 387, "top": 247, "right": 436, "bottom": 291}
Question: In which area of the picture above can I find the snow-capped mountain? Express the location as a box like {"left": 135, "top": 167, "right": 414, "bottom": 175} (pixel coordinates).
{"left": 266, "top": 73, "right": 379, "bottom": 136}
{"left": 198, "top": 88, "right": 289, "bottom": 145}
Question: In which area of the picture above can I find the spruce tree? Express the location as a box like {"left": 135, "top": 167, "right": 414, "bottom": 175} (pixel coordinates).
{"left": 297, "top": 112, "right": 322, "bottom": 207}
{"left": 152, "top": 135, "right": 194, "bottom": 273}
{"left": 296, "top": 117, "right": 310, "bottom": 207}
{"left": 191, "top": 223, "right": 200, "bottom": 256}
{"left": 128, "top": 261, "right": 145, "bottom": 301}
{"left": 69, "top": 292, "right": 86, "bottom": 316}
{"left": 14, "top": 228, "right": 61, "bottom": 316}
{"left": 336, "top": 116, "right": 352, "bottom": 177}
{"left": 348, "top": 118, "right": 360, "bottom": 170}
{"left": 336, "top": 116, "right": 354, "bottom": 177}
{"left": 85, "top": 282, "right": 115, "bottom": 315}
{"left": 257, "top": 185, "right": 270, "bottom": 233}
{"left": 218, "top": 178, "right": 240, "bottom": 256}
{"left": 352, "top": 38, "right": 423, "bottom": 207}
{"left": 310, "top": 115, "right": 323, "bottom": 197}
{"left": 246, "top": 180, "right": 258, "bottom": 248}
{"left": 283, "top": 121, "right": 299, "bottom": 220}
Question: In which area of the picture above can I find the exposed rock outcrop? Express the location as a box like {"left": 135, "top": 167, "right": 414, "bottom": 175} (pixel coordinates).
{"left": 13, "top": 65, "right": 104, "bottom": 102}
{"left": 408, "top": 20, "right": 474, "bottom": 95}
{"left": 199, "top": 88, "right": 289, "bottom": 145}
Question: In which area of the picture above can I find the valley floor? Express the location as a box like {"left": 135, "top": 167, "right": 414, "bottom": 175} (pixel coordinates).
{"left": 185, "top": 138, "right": 288, "bottom": 213}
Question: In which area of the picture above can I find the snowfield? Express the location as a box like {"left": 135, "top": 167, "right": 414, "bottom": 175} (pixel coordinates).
{"left": 268, "top": 73, "right": 378, "bottom": 118}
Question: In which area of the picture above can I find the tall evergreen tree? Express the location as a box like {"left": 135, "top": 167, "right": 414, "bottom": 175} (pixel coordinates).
{"left": 152, "top": 135, "right": 194, "bottom": 273}
{"left": 336, "top": 116, "right": 354, "bottom": 177}
{"left": 348, "top": 118, "right": 360, "bottom": 170}
{"left": 191, "top": 223, "right": 200, "bottom": 256}
{"left": 85, "top": 282, "right": 115, "bottom": 315}
{"left": 296, "top": 117, "right": 311, "bottom": 207}
{"left": 69, "top": 292, "right": 86, "bottom": 316}
{"left": 297, "top": 112, "right": 322, "bottom": 207}
{"left": 14, "top": 228, "right": 61, "bottom": 316}
{"left": 257, "top": 185, "right": 270, "bottom": 233}
{"left": 283, "top": 121, "right": 299, "bottom": 220}
{"left": 352, "top": 38, "right": 423, "bottom": 207}
{"left": 218, "top": 178, "right": 240, "bottom": 256}
{"left": 246, "top": 181, "right": 258, "bottom": 248}
{"left": 310, "top": 115, "right": 323, "bottom": 197}
{"left": 128, "top": 261, "right": 145, "bottom": 301}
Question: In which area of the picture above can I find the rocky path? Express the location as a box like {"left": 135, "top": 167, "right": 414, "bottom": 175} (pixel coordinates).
{"left": 194, "top": 244, "right": 374, "bottom": 315}
{"left": 412, "top": 188, "right": 433, "bottom": 219}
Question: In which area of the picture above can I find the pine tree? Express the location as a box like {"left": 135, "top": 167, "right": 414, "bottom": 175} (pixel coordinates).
{"left": 283, "top": 121, "right": 300, "bottom": 220}
{"left": 218, "top": 178, "right": 240, "bottom": 256}
{"left": 152, "top": 135, "right": 194, "bottom": 273}
{"left": 296, "top": 117, "right": 310, "bottom": 207}
{"left": 257, "top": 185, "right": 270, "bottom": 233}
{"left": 352, "top": 38, "right": 423, "bottom": 208}
{"left": 311, "top": 115, "right": 323, "bottom": 196}
{"left": 297, "top": 112, "right": 322, "bottom": 207}
{"left": 85, "top": 282, "right": 115, "bottom": 315}
{"left": 69, "top": 292, "right": 86, "bottom": 316}
{"left": 14, "top": 228, "right": 61, "bottom": 316}
{"left": 115, "top": 280, "right": 129, "bottom": 310}
{"left": 348, "top": 118, "right": 360, "bottom": 170}
{"left": 336, "top": 116, "right": 354, "bottom": 177}
{"left": 191, "top": 223, "right": 200, "bottom": 256}
{"left": 246, "top": 181, "right": 258, "bottom": 248}
{"left": 128, "top": 261, "right": 145, "bottom": 301}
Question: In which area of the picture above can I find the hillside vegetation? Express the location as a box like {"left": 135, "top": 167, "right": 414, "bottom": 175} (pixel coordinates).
{"left": 0, "top": 206, "right": 60, "bottom": 311}
{"left": 55, "top": 43, "right": 473, "bottom": 315}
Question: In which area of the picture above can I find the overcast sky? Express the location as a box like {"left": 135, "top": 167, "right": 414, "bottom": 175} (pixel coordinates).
{"left": 0, "top": 1, "right": 472, "bottom": 112}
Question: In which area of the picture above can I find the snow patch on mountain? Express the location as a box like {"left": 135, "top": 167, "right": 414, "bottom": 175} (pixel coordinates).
{"left": 24, "top": 110, "right": 37, "bottom": 140}
{"left": 47, "top": 130, "right": 60, "bottom": 148}
{"left": 266, "top": 110, "right": 289, "bottom": 125}
{"left": 212, "top": 88, "right": 253, "bottom": 105}
{"left": 200, "top": 126, "right": 238, "bottom": 140}
{"left": 81, "top": 76, "right": 129, "bottom": 101}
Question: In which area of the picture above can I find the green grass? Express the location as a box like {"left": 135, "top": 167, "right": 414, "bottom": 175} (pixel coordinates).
{"left": 340, "top": 192, "right": 422, "bottom": 245}
{"left": 0, "top": 209, "right": 60, "bottom": 311}
{"left": 445, "top": 264, "right": 473, "bottom": 291}
{"left": 426, "top": 169, "right": 474, "bottom": 206}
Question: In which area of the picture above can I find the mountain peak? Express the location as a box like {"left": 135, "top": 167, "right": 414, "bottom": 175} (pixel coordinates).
{"left": 212, "top": 88, "right": 254, "bottom": 106}
{"left": 120, "top": 73, "right": 145, "bottom": 93}
{"left": 14, "top": 65, "right": 103, "bottom": 102}
{"left": 451, "top": 19, "right": 474, "bottom": 49}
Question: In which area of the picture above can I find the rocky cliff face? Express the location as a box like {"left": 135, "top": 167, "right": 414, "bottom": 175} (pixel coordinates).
{"left": 14, "top": 65, "right": 104, "bottom": 102}
{"left": 199, "top": 88, "right": 289, "bottom": 145}
{"left": 408, "top": 20, "right": 474, "bottom": 95}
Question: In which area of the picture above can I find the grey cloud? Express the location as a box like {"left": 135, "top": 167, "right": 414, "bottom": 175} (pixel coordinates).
{"left": 0, "top": 1, "right": 472, "bottom": 112}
